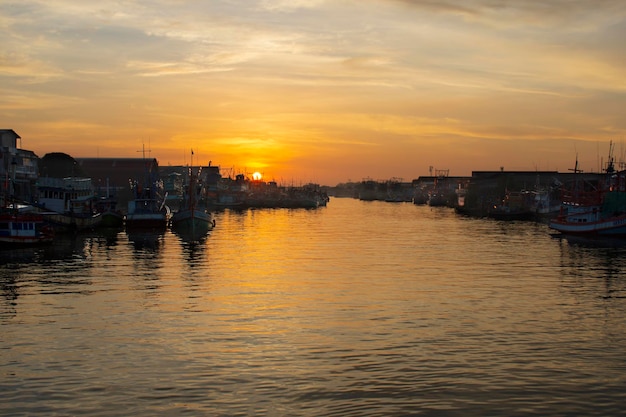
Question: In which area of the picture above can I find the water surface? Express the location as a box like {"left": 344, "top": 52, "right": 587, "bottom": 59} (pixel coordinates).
{"left": 2, "top": 198, "right": 626, "bottom": 416}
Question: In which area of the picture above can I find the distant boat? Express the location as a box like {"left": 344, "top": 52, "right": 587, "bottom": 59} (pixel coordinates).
{"left": 550, "top": 145, "right": 626, "bottom": 236}
{"left": 171, "top": 164, "right": 215, "bottom": 240}
{"left": 413, "top": 186, "right": 429, "bottom": 205}
{"left": 358, "top": 179, "right": 386, "bottom": 201}
{"left": 488, "top": 190, "right": 534, "bottom": 221}
{"left": 527, "top": 187, "right": 561, "bottom": 218}
{"left": 0, "top": 205, "right": 54, "bottom": 246}
{"left": 428, "top": 169, "right": 452, "bottom": 207}
{"left": 385, "top": 178, "right": 412, "bottom": 202}
{"left": 212, "top": 174, "right": 248, "bottom": 209}
{"left": 280, "top": 184, "right": 329, "bottom": 208}
{"left": 428, "top": 190, "right": 449, "bottom": 207}
{"left": 35, "top": 176, "right": 102, "bottom": 232}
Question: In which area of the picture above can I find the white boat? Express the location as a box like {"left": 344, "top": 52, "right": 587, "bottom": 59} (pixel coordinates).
{"left": 36, "top": 177, "right": 102, "bottom": 232}
{"left": 528, "top": 188, "right": 561, "bottom": 217}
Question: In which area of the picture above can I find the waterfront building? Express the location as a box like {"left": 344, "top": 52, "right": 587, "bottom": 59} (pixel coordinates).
{"left": 77, "top": 158, "right": 161, "bottom": 212}
{"left": 0, "top": 129, "right": 39, "bottom": 204}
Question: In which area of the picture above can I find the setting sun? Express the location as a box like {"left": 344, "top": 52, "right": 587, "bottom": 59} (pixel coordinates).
{"left": 252, "top": 172, "right": 263, "bottom": 181}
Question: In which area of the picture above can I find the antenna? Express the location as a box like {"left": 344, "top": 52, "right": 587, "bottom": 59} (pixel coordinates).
{"left": 568, "top": 153, "right": 582, "bottom": 173}
{"left": 137, "top": 143, "right": 151, "bottom": 159}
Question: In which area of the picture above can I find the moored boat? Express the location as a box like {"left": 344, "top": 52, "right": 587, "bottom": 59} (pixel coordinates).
{"left": 171, "top": 208, "right": 214, "bottom": 232}
{"left": 527, "top": 187, "right": 561, "bottom": 219}
{"left": 125, "top": 179, "right": 170, "bottom": 232}
{"left": 98, "top": 205, "right": 124, "bottom": 228}
{"left": 171, "top": 164, "right": 215, "bottom": 240}
{"left": 171, "top": 209, "right": 214, "bottom": 242}
{"left": 95, "top": 181, "right": 124, "bottom": 228}
{"left": 488, "top": 190, "right": 534, "bottom": 221}
{"left": 35, "top": 176, "right": 102, "bottom": 232}
{"left": 413, "top": 186, "right": 429, "bottom": 205}
{"left": 428, "top": 169, "right": 453, "bottom": 207}
{"left": 550, "top": 146, "right": 626, "bottom": 236}
{"left": 0, "top": 205, "right": 54, "bottom": 246}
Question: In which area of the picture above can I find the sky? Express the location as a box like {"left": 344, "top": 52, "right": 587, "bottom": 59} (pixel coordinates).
{"left": 2, "top": 0, "right": 626, "bottom": 185}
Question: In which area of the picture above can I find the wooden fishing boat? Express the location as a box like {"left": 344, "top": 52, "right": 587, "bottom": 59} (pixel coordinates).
{"left": 36, "top": 177, "right": 102, "bottom": 232}
{"left": 550, "top": 145, "right": 626, "bottom": 236}
{"left": 171, "top": 159, "right": 215, "bottom": 240}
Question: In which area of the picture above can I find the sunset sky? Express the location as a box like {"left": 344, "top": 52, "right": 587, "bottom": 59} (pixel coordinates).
{"left": 2, "top": 0, "right": 626, "bottom": 185}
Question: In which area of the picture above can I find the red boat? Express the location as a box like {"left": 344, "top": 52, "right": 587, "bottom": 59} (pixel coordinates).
{"left": 0, "top": 207, "right": 54, "bottom": 246}
{"left": 550, "top": 145, "right": 626, "bottom": 236}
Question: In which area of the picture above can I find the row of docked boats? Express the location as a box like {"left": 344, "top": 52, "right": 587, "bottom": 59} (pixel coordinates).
{"left": 460, "top": 145, "right": 626, "bottom": 237}
{"left": 122, "top": 171, "right": 216, "bottom": 242}
{"left": 2, "top": 155, "right": 333, "bottom": 248}
{"left": 202, "top": 173, "right": 330, "bottom": 209}
{"left": 352, "top": 145, "right": 626, "bottom": 238}
{"left": 1, "top": 165, "right": 216, "bottom": 247}
{"left": 484, "top": 187, "right": 562, "bottom": 221}
{"left": 5, "top": 145, "right": 626, "bottom": 246}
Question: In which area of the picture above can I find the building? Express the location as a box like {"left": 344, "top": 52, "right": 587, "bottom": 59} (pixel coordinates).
{"left": 76, "top": 158, "right": 161, "bottom": 211}
{"left": 0, "top": 129, "right": 39, "bottom": 204}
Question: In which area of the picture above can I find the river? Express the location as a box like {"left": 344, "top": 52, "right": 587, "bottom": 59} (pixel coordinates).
{"left": 2, "top": 197, "right": 626, "bottom": 416}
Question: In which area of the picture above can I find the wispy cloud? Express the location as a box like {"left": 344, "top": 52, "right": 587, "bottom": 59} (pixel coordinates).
{"left": 1, "top": 0, "right": 626, "bottom": 182}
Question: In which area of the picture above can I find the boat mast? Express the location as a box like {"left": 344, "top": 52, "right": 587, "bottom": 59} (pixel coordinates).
{"left": 606, "top": 140, "right": 615, "bottom": 174}
{"left": 190, "top": 149, "right": 195, "bottom": 215}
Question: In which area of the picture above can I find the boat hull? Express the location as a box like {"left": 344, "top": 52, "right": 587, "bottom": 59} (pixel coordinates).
{"left": 40, "top": 212, "right": 102, "bottom": 232}
{"left": 549, "top": 214, "right": 626, "bottom": 236}
{"left": 125, "top": 213, "right": 168, "bottom": 232}
{"left": 99, "top": 210, "right": 124, "bottom": 228}
{"left": 0, "top": 233, "right": 54, "bottom": 246}
{"left": 171, "top": 209, "right": 214, "bottom": 239}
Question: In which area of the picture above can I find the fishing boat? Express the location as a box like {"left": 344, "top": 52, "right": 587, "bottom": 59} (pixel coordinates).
{"left": 0, "top": 205, "right": 54, "bottom": 246}
{"left": 96, "top": 196, "right": 124, "bottom": 228}
{"left": 125, "top": 179, "right": 170, "bottom": 231}
{"left": 488, "top": 190, "right": 534, "bottom": 221}
{"left": 428, "top": 169, "right": 452, "bottom": 207}
{"left": 550, "top": 145, "right": 626, "bottom": 236}
{"left": 527, "top": 187, "right": 562, "bottom": 218}
{"left": 171, "top": 164, "right": 215, "bottom": 240}
{"left": 211, "top": 174, "right": 248, "bottom": 209}
{"left": 95, "top": 178, "right": 124, "bottom": 228}
{"left": 35, "top": 176, "right": 102, "bottom": 232}
{"left": 413, "top": 186, "right": 429, "bottom": 205}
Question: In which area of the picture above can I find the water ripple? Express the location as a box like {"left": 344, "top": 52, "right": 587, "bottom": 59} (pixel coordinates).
{"left": 2, "top": 199, "right": 626, "bottom": 416}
